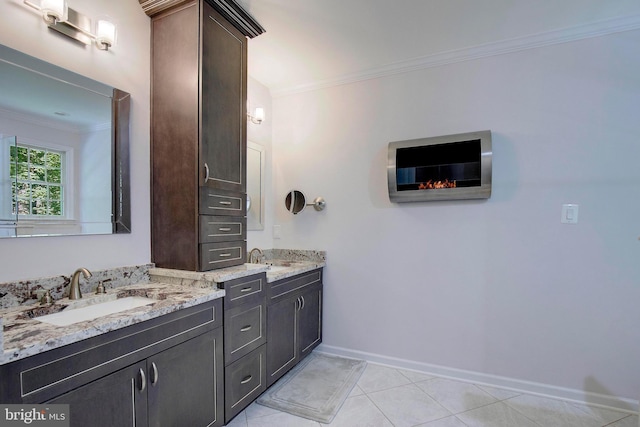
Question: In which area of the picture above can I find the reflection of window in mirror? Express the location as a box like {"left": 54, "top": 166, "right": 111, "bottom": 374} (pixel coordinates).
{"left": 247, "top": 141, "right": 265, "bottom": 230}
{"left": 10, "top": 143, "right": 66, "bottom": 218}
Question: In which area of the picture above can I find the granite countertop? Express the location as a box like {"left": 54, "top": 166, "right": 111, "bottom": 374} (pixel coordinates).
{"left": 0, "top": 281, "right": 225, "bottom": 365}
{"left": 0, "top": 250, "right": 326, "bottom": 365}
{"left": 148, "top": 258, "right": 326, "bottom": 284}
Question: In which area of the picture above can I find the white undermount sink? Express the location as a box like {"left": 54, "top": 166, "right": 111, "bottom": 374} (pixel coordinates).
{"left": 36, "top": 296, "right": 156, "bottom": 327}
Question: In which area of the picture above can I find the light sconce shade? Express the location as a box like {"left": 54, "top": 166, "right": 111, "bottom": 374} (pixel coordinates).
{"left": 40, "top": 0, "right": 67, "bottom": 24}
{"left": 95, "top": 18, "right": 116, "bottom": 50}
{"left": 248, "top": 107, "right": 265, "bottom": 124}
{"left": 23, "top": 0, "right": 117, "bottom": 51}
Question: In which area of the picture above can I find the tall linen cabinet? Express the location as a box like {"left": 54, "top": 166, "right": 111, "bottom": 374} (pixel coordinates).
{"left": 150, "top": 0, "right": 263, "bottom": 271}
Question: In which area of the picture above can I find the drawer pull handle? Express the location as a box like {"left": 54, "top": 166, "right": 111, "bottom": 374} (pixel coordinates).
{"left": 204, "top": 163, "right": 210, "bottom": 182}
{"left": 218, "top": 227, "right": 232, "bottom": 232}
{"left": 240, "top": 287, "right": 252, "bottom": 293}
{"left": 151, "top": 362, "right": 159, "bottom": 386}
{"left": 219, "top": 201, "right": 232, "bottom": 206}
{"left": 240, "top": 325, "right": 252, "bottom": 332}
{"left": 300, "top": 295, "right": 305, "bottom": 310}
{"left": 240, "top": 375, "right": 252, "bottom": 384}
{"left": 219, "top": 253, "right": 232, "bottom": 257}
{"left": 139, "top": 368, "right": 146, "bottom": 392}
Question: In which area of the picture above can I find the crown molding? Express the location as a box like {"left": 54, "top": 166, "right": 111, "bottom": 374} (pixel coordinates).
{"left": 139, "top": 0, "right": 265, "bottom": 38}
{"left": 271, "top": 13, "right": 640, "bottom": 98}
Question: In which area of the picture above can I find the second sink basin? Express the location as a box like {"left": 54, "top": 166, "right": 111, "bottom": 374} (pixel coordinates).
{"left": 36, "top": 296, "right": 156, "bottom": 327}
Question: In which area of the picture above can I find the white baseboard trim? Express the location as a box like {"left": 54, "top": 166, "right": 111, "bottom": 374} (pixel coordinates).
{"left": 316, "top": 344, "right": 639, "bottom": 414}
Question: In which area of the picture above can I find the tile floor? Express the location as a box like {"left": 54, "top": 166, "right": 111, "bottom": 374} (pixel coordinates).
{"left": 225, "top": 362, "right": 638, "bottom": 427}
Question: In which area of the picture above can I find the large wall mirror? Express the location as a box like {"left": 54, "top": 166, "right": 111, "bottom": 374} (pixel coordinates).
{"left": 0, "top": 44, "right": 130, "bottom": 238}
{"left": 247, "top": 141, "right": 264, "bottom": 230}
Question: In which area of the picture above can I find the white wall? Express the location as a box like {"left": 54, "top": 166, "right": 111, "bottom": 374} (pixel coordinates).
{"left": 271, "top": 30, "right": 640, "bottom": 405}
{"left": 0, "top": 0, "right": 150, "bottom": 281}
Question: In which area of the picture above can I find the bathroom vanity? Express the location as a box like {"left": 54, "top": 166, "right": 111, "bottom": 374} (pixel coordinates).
{"left": 0, "top": 250, "right": 325, "bottom": 427}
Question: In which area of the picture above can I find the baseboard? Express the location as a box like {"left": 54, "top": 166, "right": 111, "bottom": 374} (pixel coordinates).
{"left": 316, "top": 344, "right": 639, "bottom": 414}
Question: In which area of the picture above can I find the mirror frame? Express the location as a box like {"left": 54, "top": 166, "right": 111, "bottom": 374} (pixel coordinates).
{"left": 0, "top": 44, "right": 131, "bottom": 236}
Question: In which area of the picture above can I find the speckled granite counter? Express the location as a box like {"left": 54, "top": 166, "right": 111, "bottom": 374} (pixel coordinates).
{"left": 0, "top": 249, "right": 326, "bottom": 365}
{"left": 0, "top": 280, "right": 225, "bottom": 364}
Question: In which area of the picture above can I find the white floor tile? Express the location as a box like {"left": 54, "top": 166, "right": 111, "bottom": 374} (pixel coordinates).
{"left": 231, "top": 357, "right": 635, "bottom": 427}
{"left": 416, "top": 377, "right": 498, "bottom": 414}
{"left": 325, "top": 395, "right": 393, "bottom": 427}
{"left": 607, "top": 414, "right": 640, "bottom": 427}
{"left": 246, "top": 410, "right": 322, "bottom": 427}
{"left": 417, "top": 415, "right": 469, "bottom": 427}
{"left": 571, "top": 401, "right": 632, "bottom": 426}
{"left": 245, "top": 402, "right": 281, "bottom": 419}
{"left": 368, "top": 383, "right": 452, "bottom": 427}
{"left": 504, "top": 394, "right": 614, "bottom": 427}
{"left": 398, "top": 368, "right": 437, "bottom": 383}
{"left": 456, "top": 401, "right": 539, "bottom": 427}
{"left": 349, "top": 384, "right": 365, "bottom": 397}
{"left": 224, "top": 411, "right": 248, "bottom": 427}
{"left": 356, "top": 364, "right": 412, "bottom": 393}
{"left": 476, "top": 384, "right": 521, "bottom": 401}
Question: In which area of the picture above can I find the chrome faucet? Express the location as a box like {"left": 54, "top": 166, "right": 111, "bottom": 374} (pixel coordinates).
{"left": 69, "top": 268, "right": 92, "bottom": 300}
{"left": 248, "top": 248, "right": 264, "bottom": 264}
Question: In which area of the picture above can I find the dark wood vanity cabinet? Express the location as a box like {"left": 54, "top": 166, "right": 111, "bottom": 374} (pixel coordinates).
{"left": 221, "top": 273, "right": 267, "bottom": 423}
{"left": 266, "top": 269, "right": 323, "bottom": 387}
{"left": 0, "top": 300, "right": 225, "bottom": 427}
{"left": 150, "top": 0, "right": 262, "bottom": 271}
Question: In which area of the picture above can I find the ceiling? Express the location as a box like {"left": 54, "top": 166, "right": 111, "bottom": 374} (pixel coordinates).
{"left": 236, "top": 0, "right": 640, "bottom": 96}
{"left": 0, "top": 58, "right": 111, "bottom": 132}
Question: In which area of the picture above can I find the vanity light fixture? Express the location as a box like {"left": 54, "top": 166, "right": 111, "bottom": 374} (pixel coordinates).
{"left": 247, "top": 107, "right": 265, "bottom": 124}
{"left": 23, "top": 0, "right": 117, "bottom": 50}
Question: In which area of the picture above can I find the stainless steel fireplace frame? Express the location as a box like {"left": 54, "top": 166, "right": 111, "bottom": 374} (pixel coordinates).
{"left": 387, "top": 130, "right": 492, "bottom": 202}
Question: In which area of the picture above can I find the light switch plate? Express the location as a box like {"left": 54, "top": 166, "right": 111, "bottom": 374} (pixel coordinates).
{"left": 561, "top": 204, "right": 579, "bottom": 224}
{"left": 273, "top": 224, "right": 281, "bottom": 239}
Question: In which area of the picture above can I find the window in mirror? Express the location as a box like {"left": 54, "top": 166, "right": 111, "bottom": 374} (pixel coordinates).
{"left": 10, "top": 143, "right": 66, "bottom": 217}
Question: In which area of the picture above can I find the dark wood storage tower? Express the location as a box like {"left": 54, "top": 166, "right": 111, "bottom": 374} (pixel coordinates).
{"left": 148, "top": 0, "right": 264, "bottom": 271}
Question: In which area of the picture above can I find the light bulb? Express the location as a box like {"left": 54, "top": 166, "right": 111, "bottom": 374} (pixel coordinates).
{"left": 41, "top": 0, "right": 67, "bottom": 24}
{"left": 254, "top": 107, "right": 265, "bottom": 123}
{"left": 96, "top": 19, "right": 116, "bottom": 50}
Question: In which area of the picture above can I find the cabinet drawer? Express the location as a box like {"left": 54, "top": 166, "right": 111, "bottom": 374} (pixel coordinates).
{"left": 200, "top": 215, "right": 245, "bottom": 243}
{"left": 200, "top": 187, "right": 245, "bottom": 216}
{"left": 224, "top": 345, "right": 266, "bottom": 423}
{"left": 268, "top": 269, "right": 323, "bottom": 301}
{"left": 224, "top": 301, "right": 266, "bottom": 364}
{"left": 200, "top": 241, "right": 246, "bottom": 270}
{"left": 222, "top": 273, "right": 265, "bottom": 307}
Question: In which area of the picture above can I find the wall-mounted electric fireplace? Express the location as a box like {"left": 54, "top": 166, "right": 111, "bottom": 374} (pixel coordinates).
{"left": 388, "top": 130, "right": 492, "bottom": 202}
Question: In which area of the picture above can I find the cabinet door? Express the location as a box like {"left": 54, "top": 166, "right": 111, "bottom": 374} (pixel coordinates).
{"left": 47, "top": 361, "right": 147, "bottom": 427}
{"left": 266, "top": 296, "right": 298, "bottom": 387}
{"left": 201, "top": 1, "right": 247, "bottom": 193}
{"left": 147, "top": 329, "right": 224, "bottom": 427}
{"left": 298, "top": 284, "right": 323, "bottom": 359}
